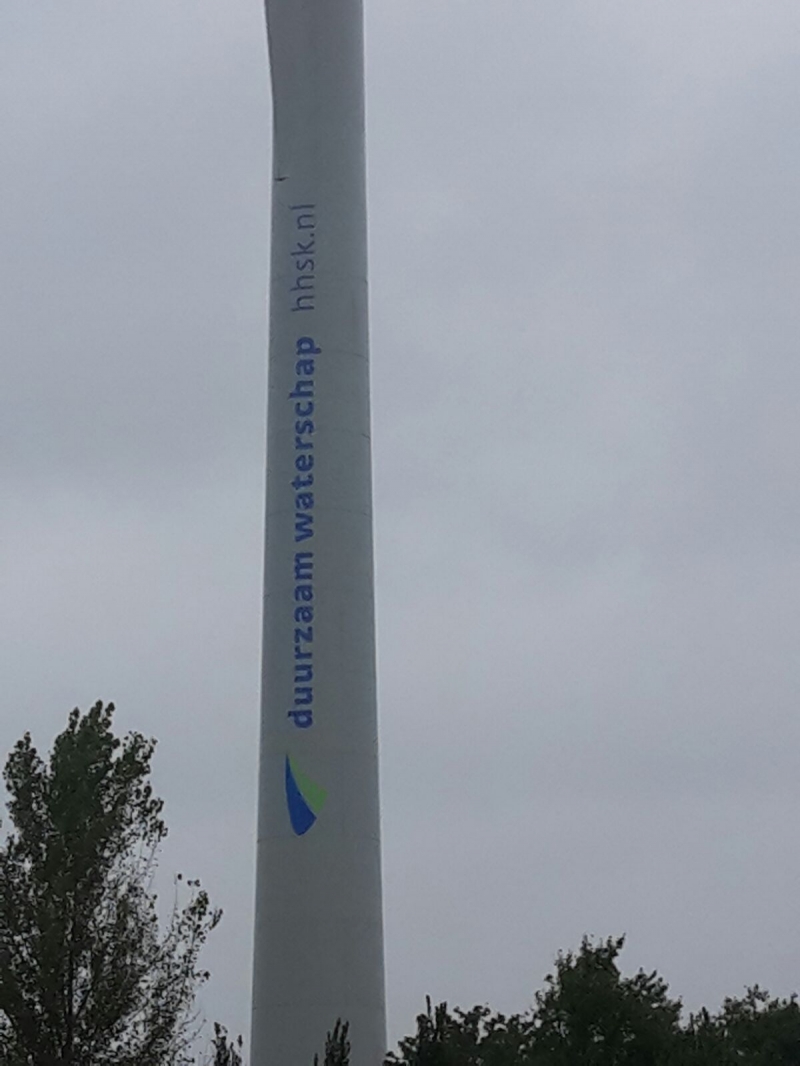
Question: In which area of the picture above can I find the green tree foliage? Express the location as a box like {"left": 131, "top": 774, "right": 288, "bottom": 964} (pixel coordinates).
{"left": 386, "top": 936, "right": 800, "bottom": 1066}
{"left": 386, "top": 937, "right": 683, "bottom": 1065}
{"left": 8, "top": 704, "right": 793, "bottom": 1066}
{"left": 719, "top": 987, "right": 800, "bottom": 1064}
{"left": 386, "top": 999, "right": 465, "bottom": 1065}
{"left": 684, "top": 987, "right": 800, "bottom": 1065}
{"left": 208, "top": 1023, "right": 243, "bottom": 1066}
{"left": 386, "top": 998, "right": 534, "bottom": 1065}
{"left": 532, "top": 935, "right": 682, "bottom": 1064}
{"left": 0, "top": 702, "right": 222, "bottom": 1066}
{"left": 314, "top": 1019, "right": 351, "bottom": 1065}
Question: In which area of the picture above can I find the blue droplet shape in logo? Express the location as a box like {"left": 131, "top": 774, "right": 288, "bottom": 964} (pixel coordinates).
{"left": 285, "top": 755, "right": 326, "bottom": 836}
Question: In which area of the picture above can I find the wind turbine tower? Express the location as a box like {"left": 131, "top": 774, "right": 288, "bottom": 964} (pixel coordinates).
{"left": 251, "top": 0, "right": 386, "bottom": 1063}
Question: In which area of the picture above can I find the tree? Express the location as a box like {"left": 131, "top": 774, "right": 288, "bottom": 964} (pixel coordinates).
{"left": 684, "top": 986, "right": 800, "bottom": 1065}
{"left": 315, "top": 1019, "right": 351, "bottom": 1066}
{"left": 0, "top": 702, "right": 221, "bottom": 1066}
{"left": 386, "top": 937, "right": 688, "bottom": 1065}
{"left": 209, "top": 1023, "right": 243, "bottom": 1066}
{"left": 385, "top": 999, "right": 467, "bottom": 1065}
{"left": 385, "top": 999, "right": 534, "bottom": 1065}
{"left": 681, "top": 1007, "right": 732, "bottom": 1065}
{"left": 531, "top": 935, "right": 683, "bottom": 1065}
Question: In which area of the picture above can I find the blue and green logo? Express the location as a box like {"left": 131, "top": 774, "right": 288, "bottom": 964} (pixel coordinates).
{"left": 285, "top": 755, "right": 327, "bottom": 836}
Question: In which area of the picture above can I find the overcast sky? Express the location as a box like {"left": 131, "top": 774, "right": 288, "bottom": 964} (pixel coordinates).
{"left": 2, "top": 0, "right": 800, "bottom": 1056}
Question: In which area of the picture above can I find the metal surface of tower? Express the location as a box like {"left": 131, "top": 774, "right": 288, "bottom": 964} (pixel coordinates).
{"left": 251, "top": 0, "right": 386, "bottom": 1063}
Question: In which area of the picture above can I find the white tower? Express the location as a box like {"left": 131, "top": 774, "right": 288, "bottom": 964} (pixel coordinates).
{"left": 251, "top": 1, "right": 386, "bottom": 1064}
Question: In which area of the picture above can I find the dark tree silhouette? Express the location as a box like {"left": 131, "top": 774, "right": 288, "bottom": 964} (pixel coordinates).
{"left": 209, "top": 1023, "right": 243, "bottom": 1066}
{"left": 0, "top": 702, "right": 221, "bottom": 1066}
{"left": 315, "top": 1019, "right": 351, "bottom": 1066}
